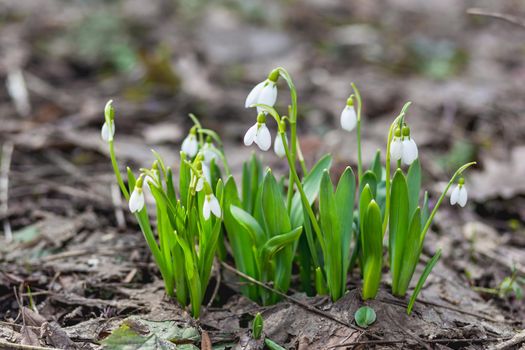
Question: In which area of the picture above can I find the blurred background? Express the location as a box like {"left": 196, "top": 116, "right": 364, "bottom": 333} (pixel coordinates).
{"left": 0, "top": 0, "right": 524, "bottom": 326}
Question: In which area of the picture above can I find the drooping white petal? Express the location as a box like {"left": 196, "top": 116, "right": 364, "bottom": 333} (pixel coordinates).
{"left": 458, "top": 186, "right": 468, "bottom": 207}
{"left": 450, "top": 185, "right": 460, "bottom": 205}
{"left": 202, "top": 162, "right": 211, "bottom": 183}
{"left": 255, "top": 124, "right": 271, "bottom": 151}
{"left": 402, "top": 138, "right": 418, "bottom": 165}
{"left": 257, "top": 81, "right": 277, "bottom": 113}
{"left": 340, "top": 106, "right": 357, "bottom": 132}
{"left": 142, "top": 174, "right": 155, "bottom": 192}
{"left": 195, "top": 176, "right": 204, "bottom": 192}
{"left": 209, "top": 195, "right": 221, "bottom": 218}
{"left": 129, "top": 188, "right": 145, "bottom": 213}
{"left": 390, "top": 138, "right": 403, "bottom": 161}
{"left": 202, "top": 144, "right": 219, "bottom": 164}
{"left": 182, "top": 134, "right": 198, "bottom": 157}
{"left": 274, "top": 134, "right": 287, "bottom": 158}
{"left": 101, "top": 121, "right": 115, "bottom": 142}
{"left": 244, "top": 124, "right": 258, "bottom": 146}
{"left": 245, "top": 81, "right": 265, "bottom": 108}
{"left": 203, "top": 197, "right": 211, "bottom": 220}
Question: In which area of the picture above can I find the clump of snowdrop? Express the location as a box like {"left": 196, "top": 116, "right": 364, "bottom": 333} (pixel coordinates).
{"left": 340, "top": 98, "right": 358, "bottom": 132}
{"left": 101, "top": 100, "right": 115, "bottom": 142}
{"left": 129, "top": 175, "right": 145, "bottom": 213}
{"left": 181, "top": 127, "right": 199, "bottom": 158}
{"left": 245, "top": 69, "right": 279, "bottom": 114}
{"left": 389, "top": 125, "right": 418, "bottom": 165}
{"left": 450, "top": 177, "right": 468, "bottom": 207}
{"left": 244, "top": 113, "right": 272, "bottom": 151}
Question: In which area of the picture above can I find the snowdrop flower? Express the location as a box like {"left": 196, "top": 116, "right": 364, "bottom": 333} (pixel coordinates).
{"left": 390, "top": 128, "right": 403, "bottom": 161}
{"left": 202, "top": 139, "right": 219, "bottom": 164}
{"left": 274, "top": 133, "right": 287, "bottom": 158}
{"left": 450, "top": 178, "right": 468, "bottom": 207}
{"left": 244, "top": 113, "right": 272, "bottom": 151}
{"left": 202, "top": 182, "right": 221, "bottom": 220}
{"left": 340, "top": 98, "right": 357, "bottom": 132}
{"left": 182, "top": 128, "right": 199, "bottom": 158}
{"left": 245, "top": 70, "right": 279, "bottom": 114}
{"left": 101, "top": 100, "right": 115, "bottom": 142}
{"left": 101, "top": 120, "right": 115, "bottom": 142}
{"left": 400, "top": 126, "right": 418, "bottom": 165}
{"left": 129, "top": 176, "right": 145, "bottom": 213}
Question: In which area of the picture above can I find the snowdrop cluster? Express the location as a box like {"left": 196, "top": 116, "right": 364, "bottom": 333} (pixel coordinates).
{"left": 450, "top": 177, "right": 468, "bottom": 207}
{"left": 390, "top": 126, "right": 418, "bottom": 165}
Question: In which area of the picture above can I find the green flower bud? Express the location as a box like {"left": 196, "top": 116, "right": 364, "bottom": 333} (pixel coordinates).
{"left": 252, "top": 313, "right": 263, "bottom": 340}
{"left": 267, "top": 69, "right": 280, "bottom": 83}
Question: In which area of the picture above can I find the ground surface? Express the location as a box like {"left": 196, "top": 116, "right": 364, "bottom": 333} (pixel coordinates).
{"left": 0, "top": 0, "right": 524, "bottom": 349}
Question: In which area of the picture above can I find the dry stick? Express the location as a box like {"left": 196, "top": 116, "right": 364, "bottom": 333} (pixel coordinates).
{"left": 0, "top": 340, "right": 60, "bottom": 350}
{"left": 111, "top": 183, "right": 126, "bottom": 229}
{"left": 329, "top": 336, "right": 512, "bottom": 348}
{"left": 467, "top": 8, "right": 525, "bottom": 29}
{"left": 379, "top": 297, "right": 518, "bottom": 324}
{"left": 1, "top": 142, "right": 14, "bottom": 242}
{"left": 206, "top": 259, "right": 222, "bottom": 308}
{"left": 220, "top": 262, "right": 369, "bottom": 336}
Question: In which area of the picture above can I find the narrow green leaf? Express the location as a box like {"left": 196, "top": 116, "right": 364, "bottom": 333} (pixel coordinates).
{"left": 370, "top": 149, "right": 382, "bottom": 182}
{"left": 290, "top": 154, "right": 332, "bottom": 227}
{"left": 261, "top": 170, "right": 291, "bottom": 236}
{"left": 407, "top": 159, "right": 421, "bottom": 217}
{"left": 264, "top": 338, "right": 287, "bottom": 350}
{"left": 359, "top": 170, "right": 377, "bottom": 198}
{"left": 396, "top": 208, "right": 421, "bottom": 296}
{"left": 389, "top": 169, "right": 409, "bottom": 295}
{"left": 179, "top": 153, "right": 190, "bottom": 208}
{"left": 362, "top": 201, "right": 383, "bottom": 300}
{"left": 230, "top": 205, "right": 266, "bottom": 246}
{"left": 407, "top": 249, "right": 442, "bottom": 314}
{"left": 421, "top": 191, "right": 430, "bottom": 228}
{"left": 261, "top": 227, "right": 302, "bottom": 261}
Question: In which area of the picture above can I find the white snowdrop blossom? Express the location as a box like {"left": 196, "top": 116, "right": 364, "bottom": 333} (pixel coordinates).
{"left": 274, "top": 134, "right": 287, "bottom": 158}
{"left": 390, "top": 136, "right": 403, "bottom": 161}
{"left": 244, "top": 114, "right": 272, "bottom": 151}
{"left": 340, "top": 105, "right": 357, "bottom": 132}
{"left": 203, "top": 194, "right": 221, "bottom": 220}
{"left": 450, "top": 180, "right": 468, "bottom": 207}
{"left": 245, "top": 78, "right": 278, "bottom": 114}
{"left": 401, "top": 138, "right": 418, "bottom": 165}
{"left": 101, "top": 120, "right": 115, "bottom": 142}
{"left": 202, "top": 142, "right": 219, "bottom": 164}
{"left": 182, "top": 132, "right": 199, "bottom": 158}
{"left": 129, "top": 184, "right": 145, "bottom": 213}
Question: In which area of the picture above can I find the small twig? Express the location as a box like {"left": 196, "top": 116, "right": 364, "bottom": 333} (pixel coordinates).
{"left": 1, "top": 141, "right": 14, "bottom": 242}
{"left": 111, "top": 183, "right": 126, "bottom": 229}
{"left": 206, "top": 259, "right": 221, "bottom": 308}
{"left": 467, "top": 8, "right": 525, "bottom": 29}
{"left": 329, "top": 336, "right": 512, "bottom": 348}
{"left": 0, "top": 339, "right": 60, "bottom": 350}
{"left": 220, "top": 262, "right": 367, "bottom": 334}
{"left": 491, "top": 329, "right": 525, "bottom": 350}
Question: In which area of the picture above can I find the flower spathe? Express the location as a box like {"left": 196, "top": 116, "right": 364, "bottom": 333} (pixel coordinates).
{"left": 450, "top": 184, "right": 468, "bottom": 207}
{"left": 244, "top": 115, "right": 272, "bottom": 151}
{"left": 203, "top": 194, "right": 221, "bottom": 220}
{"left": 340, "top": 105, "right": 357, "bottom": 132}
{"left": 182, "top": 133, "right": 199, "bottom": 158}
{"left": 245, "top": 79, "right": 278, "bottom": 114}
{"left": 101, "top": 120, "right": 115, "bottom": 142}
{"left": 129, "top": 186, "right": 145, "bottom": 213}
{"left": 274, "top": 134, "right": 287, "bottom": 158}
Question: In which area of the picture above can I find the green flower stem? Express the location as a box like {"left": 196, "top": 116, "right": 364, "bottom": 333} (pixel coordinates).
{"left": 351, "top": 83, "right": 363, "bottom": 180}
{"left": 280, "top": 131, "right": 326, "bottom": 255}
{"left": 419, "top": 161, "right": 476, "bottom": 248}
{"left": 109, "top": 141, "right": 129, "bottom": 200}
{"left": 382, "top": 102, "right": 411, "bottom": 235}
